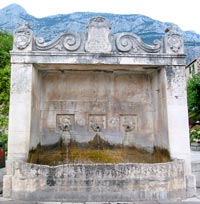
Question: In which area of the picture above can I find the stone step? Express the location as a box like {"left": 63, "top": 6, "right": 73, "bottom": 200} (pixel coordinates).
{"left": 0, "top": 201, "right": 200, "bottom": 204}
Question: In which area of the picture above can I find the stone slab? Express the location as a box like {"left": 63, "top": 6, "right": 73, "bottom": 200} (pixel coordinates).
{"left": 134, "top": 202, "right": 159, "bottom": 204}
{"left": 0, "top": 201, "right": 36, "bottom": 204}
{"left": 37, "top": 201, "right": 61, "bottom": 204}
{"left": 0, "top": 201, "right": 200, "bottom": 204}
{"left": 160, "top": 202, "right": 200, "bottom": 204}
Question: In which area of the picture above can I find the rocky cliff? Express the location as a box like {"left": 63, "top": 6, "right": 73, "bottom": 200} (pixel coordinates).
{"left": 1, "top": 3, "right": 200, "bottom": 63}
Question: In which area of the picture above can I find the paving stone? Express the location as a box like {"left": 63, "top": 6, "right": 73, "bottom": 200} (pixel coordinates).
{"left": 159, "top": 201, "right": 200, "bottom": 204}
{"left": 110, "top": 202, "right": 135, "bottom": 204}
{"left": 85, "top": 202, "right": 109, "bottom": 204}
{"left": 134, "top": 201, "right": 159, "bottom": 204}
{"left": 37, "top": 202, "right": 61, "bottom": 204}
{"left": 62, "top": 203, "right": 84, "bottom": 204}
{"left": 0, "top": 201, "right": 36, "bottom": 204}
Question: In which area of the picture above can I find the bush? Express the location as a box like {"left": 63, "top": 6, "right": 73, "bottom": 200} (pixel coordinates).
{"left": 190, "top": 125, "right": 200, "bottom": 143}
{"left": 187, "top": 74, "right": 200, "bottom": 124}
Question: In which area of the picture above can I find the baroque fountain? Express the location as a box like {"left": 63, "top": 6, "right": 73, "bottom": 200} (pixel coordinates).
{"left": 3, "top": 17, "right": 196, "bottom": 201}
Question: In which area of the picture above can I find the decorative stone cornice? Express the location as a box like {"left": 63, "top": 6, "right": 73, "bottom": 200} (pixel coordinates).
{"left": 13, "top": 17, "right": 184, "bottom": 55}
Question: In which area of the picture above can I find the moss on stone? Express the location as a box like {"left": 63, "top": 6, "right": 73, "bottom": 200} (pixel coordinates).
{"left": 27, "top": 136, "right": 171, "bottom": 166}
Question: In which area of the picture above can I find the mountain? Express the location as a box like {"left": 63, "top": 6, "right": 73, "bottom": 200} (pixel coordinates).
{"left": 1, "top": 3, "right": 200, "bottom": 63}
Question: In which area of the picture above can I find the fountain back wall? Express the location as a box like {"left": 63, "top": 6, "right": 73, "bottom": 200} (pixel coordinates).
{"left": 40, "top": 70, "right": 154, "bottom": 150}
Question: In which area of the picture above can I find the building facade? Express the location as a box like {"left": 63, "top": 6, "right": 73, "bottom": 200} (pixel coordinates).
{"left": 185, "top": 57, "right": 200, "bottom": 79}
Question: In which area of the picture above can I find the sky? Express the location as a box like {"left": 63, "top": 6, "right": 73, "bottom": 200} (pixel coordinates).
{"left": 0, "top": 0, "right": 200, "bottom": 33}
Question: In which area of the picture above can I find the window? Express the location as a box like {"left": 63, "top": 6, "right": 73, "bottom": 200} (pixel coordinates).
{"left": 189, "top": 64, "right": 195, "bottom": 74}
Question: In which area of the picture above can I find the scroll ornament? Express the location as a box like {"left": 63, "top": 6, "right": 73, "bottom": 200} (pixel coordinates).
{"left": 115, "top": 33, "right": 161, "bottom": 53}
{"left": 35, "top": 32, "right": 81, "bottom": 51}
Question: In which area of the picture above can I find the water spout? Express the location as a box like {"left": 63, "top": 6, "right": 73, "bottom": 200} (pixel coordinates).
{"left": 59, "top": 116, "right": 72, "bottom": 162}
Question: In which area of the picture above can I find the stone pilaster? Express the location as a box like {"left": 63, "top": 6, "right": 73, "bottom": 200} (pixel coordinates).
{"left": 165, "top": 65, "right": 191, "bottom": 172}
{"left": 7, "top": 63, "right": 34, "bottom": 161}
{"left": 165, "top": 65, "right": 196, "bottom": 195}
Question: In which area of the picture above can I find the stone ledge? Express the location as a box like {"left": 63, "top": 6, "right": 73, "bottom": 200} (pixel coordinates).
{"left": 191, "top": 143, "right": 200, "bottom": 151}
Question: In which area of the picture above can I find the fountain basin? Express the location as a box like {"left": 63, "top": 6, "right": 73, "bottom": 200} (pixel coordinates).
{"left": 9, "top": 160, "right": 186, "bottom": 201}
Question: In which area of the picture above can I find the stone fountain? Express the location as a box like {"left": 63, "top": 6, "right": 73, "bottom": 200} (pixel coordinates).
{"left": 3, "top": 17, "right": 196, "bottom": 201}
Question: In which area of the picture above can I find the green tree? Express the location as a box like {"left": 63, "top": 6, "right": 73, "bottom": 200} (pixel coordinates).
{"left": 187, "top": 73, "right": 200, "bottom": 123}
{"left": 0, "top": 31, "right": 12, "bottom": 68}
{"left": 0, "top": 31, "right": 12, "bottom": 151}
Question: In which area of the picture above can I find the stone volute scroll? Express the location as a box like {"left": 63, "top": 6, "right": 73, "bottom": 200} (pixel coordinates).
{"left": 115, "top": 33, "right": 162, "bottom": 53}
{"left": 85, "top": 17, "right": 112, "bottom": 53}
{"left": 163, "top": 24, "right": 184, "bottom": 54}
{"left": 13, "top": 21, "right": 33, "bottom": 51}
{"left": 34, "top": 32, "right": 82, "bottom": 51}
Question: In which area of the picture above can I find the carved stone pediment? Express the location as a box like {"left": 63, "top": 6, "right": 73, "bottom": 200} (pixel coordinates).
{"left": 12, "top": 18, "right": 184, "bottom": 55}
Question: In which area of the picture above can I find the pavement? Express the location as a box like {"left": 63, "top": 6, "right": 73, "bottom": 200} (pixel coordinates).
{"left": 0, "top": 151, "right": 199, "bottom": 204}
{"left": 0, "top": 200, "right": 199, "bottom": 204}
{"left": 191, "top": 150, "right": 200, "bottom": 163}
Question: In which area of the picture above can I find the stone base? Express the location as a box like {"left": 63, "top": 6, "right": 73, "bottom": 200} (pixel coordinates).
{"left": 186, "top": 174, "right": 196, "bottom": 197}
{"left": 3, "top": 160, "right": 189, "bottom": 201}
{"left": 3, "top": 175, "right": 12, "bottom": 198}
{"left": 192, "top": 161, "right": 200, "bottom": 187}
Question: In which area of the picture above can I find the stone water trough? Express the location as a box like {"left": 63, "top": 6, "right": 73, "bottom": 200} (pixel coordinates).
{"left": 3, "top": 17, "right": 196, "bottom": 201}
{"left": 10, "top": 160, "right": 185, "bottom": 201}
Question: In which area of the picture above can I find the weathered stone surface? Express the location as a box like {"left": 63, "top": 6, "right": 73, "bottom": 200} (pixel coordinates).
{"left": 192, "top": 161, "right": 200, "bottom": 187}
{"left": 3, "top": 175, "right": 12, "bottom": 198}
{"left": 10, "top": 160, "right": 186, "bottom": 201}
{"left": 40, "top": 71, "right": 153, "bottom": 148}
{"left": 186, "top": 175, "right": 196, "bottom": 197}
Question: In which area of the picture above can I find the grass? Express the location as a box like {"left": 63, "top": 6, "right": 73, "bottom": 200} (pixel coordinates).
{"left": 27, "top": 135, "right": 171, "bottom": 166}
